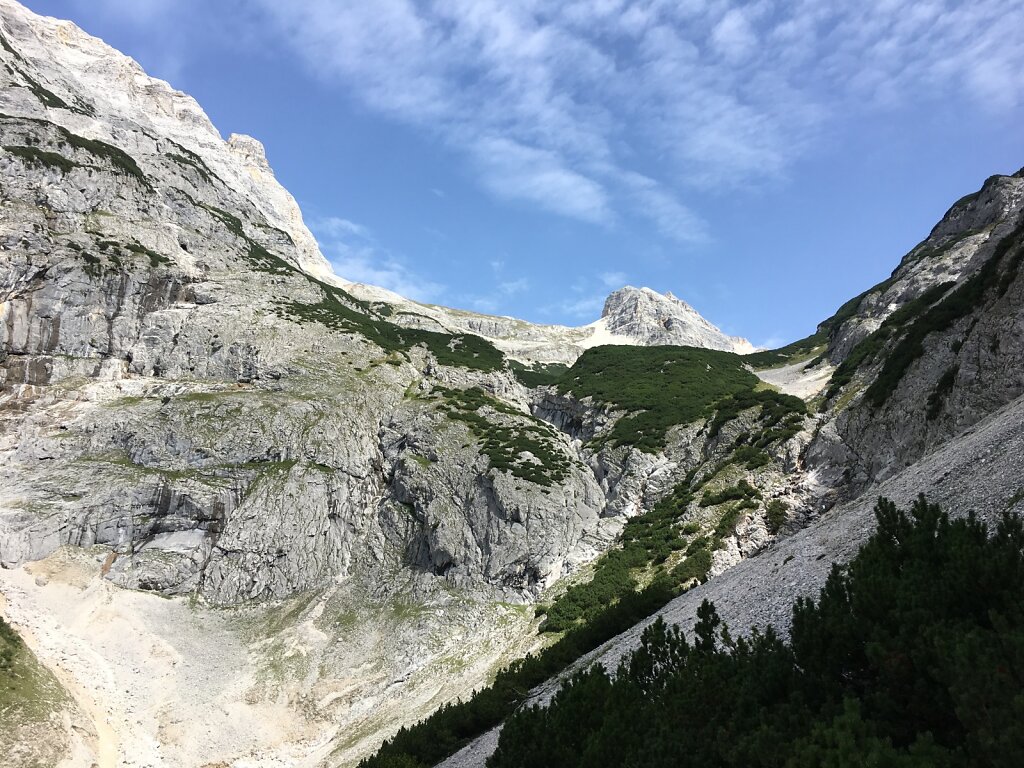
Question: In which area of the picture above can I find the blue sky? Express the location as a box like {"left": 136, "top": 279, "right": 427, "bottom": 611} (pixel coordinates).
{"left": 26, "top": 0, "right": 1024, "bottom": 346}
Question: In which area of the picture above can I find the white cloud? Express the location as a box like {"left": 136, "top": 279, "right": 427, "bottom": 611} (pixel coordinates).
{"left": 555, "top": 294, "right": 606, "bottom": 319}
{"left": 499, "top": 277, "right": 530, "bottom": 295}
{"left": 599, "top": 271, "right": 628, "bottom": 288}
{"left": 622, "top": 172, "right": 709, "bottom": 243}
{"left": 315, "top": 216, "right": 371, "bottom": 239}
{"left": 219, "top": 2, "right": 1024, "bottom": 236}
{"left": 309, "top": 216, "right": 444, "bottom": 302}
{"left": 470, "top": 136, "right": 611, "bottom": 222}
{"left": 711, "top": 8, "right": 757, "bottom": 62}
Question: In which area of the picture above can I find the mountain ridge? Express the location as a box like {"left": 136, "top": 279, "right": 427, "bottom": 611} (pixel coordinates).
{"left": 1, "top": 1, "right": 1023, "bottom": 766}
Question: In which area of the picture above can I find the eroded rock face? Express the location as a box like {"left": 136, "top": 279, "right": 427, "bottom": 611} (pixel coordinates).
{"left": 598, "top": 286, "right": 754, "bottom": 353}
{"left": 807, "top": 171, "right": 1024, "bottom": 498}
{"left": 825, "top": 172, "right": 1024, "bottom": 362}
{"left": 0, "top": 0, "right": 637, "bottom": 609}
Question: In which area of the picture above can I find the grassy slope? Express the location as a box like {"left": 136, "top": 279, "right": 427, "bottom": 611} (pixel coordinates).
{"left": 555, "top": 346, "right": 761, "bottom": 452}
{"left": 0, "top": 616, "right": 73, "bottom": 765}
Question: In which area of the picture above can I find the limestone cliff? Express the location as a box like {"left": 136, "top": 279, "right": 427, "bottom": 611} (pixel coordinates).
{"left": 1, "top": 1, "right": 1023, "bottom": 766}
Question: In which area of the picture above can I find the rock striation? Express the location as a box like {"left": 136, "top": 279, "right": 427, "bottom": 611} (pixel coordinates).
{"left": 593, "top": 286, "right": 753, "bottom": 353}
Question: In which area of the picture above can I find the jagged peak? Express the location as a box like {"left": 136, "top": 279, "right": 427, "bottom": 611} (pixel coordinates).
{"left": 599, "top": 285, "right": 753, "bottom": 354}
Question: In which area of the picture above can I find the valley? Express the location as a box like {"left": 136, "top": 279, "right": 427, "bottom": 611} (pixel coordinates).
{"left": 1, "top": 1, "right": 1023, "bottom": 766}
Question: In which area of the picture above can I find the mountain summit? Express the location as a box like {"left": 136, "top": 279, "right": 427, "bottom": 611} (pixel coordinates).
{"left": 593, "top": 286, "right": 754, "bottom": 353}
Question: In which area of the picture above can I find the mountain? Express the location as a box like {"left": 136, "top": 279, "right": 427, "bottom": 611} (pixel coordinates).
{"left": 1, "top": 1, "right": 1022, "bottom": 766}
{"left": 340, "top": 283, "right": 753, "bottom": 365}
{"left": 594, "top": 286, "right": 753, "bottom": 353}
{"left": 381, "top": 170, "right": 1024, "bottom": 768}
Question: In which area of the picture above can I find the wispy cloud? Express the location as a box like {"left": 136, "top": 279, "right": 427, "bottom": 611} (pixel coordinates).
{"left": 130, "top": 1, "right": 1024, "bottom": 241}
{"left": 309, "top": 216, "right": 444, "bottom": 302}
{"left": 499, "top": 277, "right": 530, "bottom": 295}
{"left": 470, "top": 136, "right": 611, "bottom": 223}
{"left": 554, "top": 294, "right": 606, "bottom": 320}
{"left": 599, "top": 271, "right": 628, "bottom": 289}
{"left": 249, "top": 1, "right": 1024, "bottom": 239}
{"left": 464, "top": 274, "right": 530, "bottom": 316}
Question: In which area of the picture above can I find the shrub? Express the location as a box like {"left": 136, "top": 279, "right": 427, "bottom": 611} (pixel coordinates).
{"left": 556, "top": 346, "right": 760, "bottom": 452}
{"left": 431, "top": 387, "right": 570, "bottom": 486}
{"left": 4, "top": 144, "right": 77, "bottom": 173}
{"left": 925, "top": 365, "right": 959, "bottom": 421}
{"left": 766, "top": 500, "right": 788, "bottom": 533}
{"left": 488, "top": 496, "right": 1024, "bottom": 768}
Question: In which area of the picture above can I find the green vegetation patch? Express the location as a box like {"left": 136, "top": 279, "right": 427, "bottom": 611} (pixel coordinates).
{"left": 0, "top": 113, "right": 148, "bottom": 186}
{"left": 539, "top": 545, "right": 650, "bottom": 632}
{"left": 825, "top": 280, "right": 955, "bottom": 402}
{"left": 509, "top": 360, "right": 569, "bottom": 388}
{"left": 277, "top": 281, "right": 505, "bottom": 372}
{"left": 3, "top": 144, "right": 78, "bottom": 173}
{"left": 431, "top": 386, "right": 570, "bottom": 486}
{"left": 556, "top": 346, "right": 761, "bottom": 452}
{"left": 766, "top": 499, "right": 788, "bottom": 533}
{"left": 0, "top": 615, "right": 69, "bottom": 725}
{"left": 707, "top": 389, "right": 806, "bottom": 443}
{"left": 180, "top": 192, "right": 296, "bottom": 275}
{"left": 700, "top": 478, "right": 760, "bottom": 508}
{"left": 97, "top": 239, "right": 170, "bottom": 269}
{"left": 533, "top": 386, "right": 806, "bottom": 634}
{"left": 742, "top": 331, "right": 828, "bottom": 369}
{"left": 61, "top": 131, "right": 149, "bottom": 187}
{"left": 194, "top": 199, "right": 245, "bottom": 239}
{"left": 80, "top": 251, "right": 103, "bottom": 277}
{"left": 164, "top": 141, "right": 216, "bottom": 185}
{"left": 864, "top": 221, "right": 1024, "bottom": 408}
{"left": 926, "top": 365, "right": 959, "bottom": 421}
{"left": 621, "top": 484, "right": 696, "bottom": 567}
{"left": 0, "top": 30, "right": 73, "bottom": 110}
{"left": 488, "top": 496, "right": 1024, "bottom": 768}
{"left": 902, "top": 227, "right": 986, "bottom": 268}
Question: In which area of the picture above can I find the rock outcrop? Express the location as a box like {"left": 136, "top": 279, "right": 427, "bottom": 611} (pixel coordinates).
{"left": 0, "top": 0, "right": 623, "bottom": 610}
{"left": 594, "top": 286, "right": 754, "bottom": 353}
{"left": 808, "top": 170, "right": 1024, "bottom": 497}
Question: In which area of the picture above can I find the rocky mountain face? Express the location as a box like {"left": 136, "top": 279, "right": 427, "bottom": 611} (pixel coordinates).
{"left": 429, "top": 171, "right": 1024, "bottom": 768}
{"left": 0, "top": 0, "right": 631, "bottom": 608}
{"left": 1, "top": 1, "right": 1023, "bottom": 767}
{"left": 0, "top": 3, "right": 782, "bottom": 763}
{"left": 344, "top": 284, "right": 753, "bottom": 365}
{"left": 595, "top": 286, "right": 753, "bottom": 353}
{"left": 808, "top": 170, "right": 1024, "bottom": 497}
